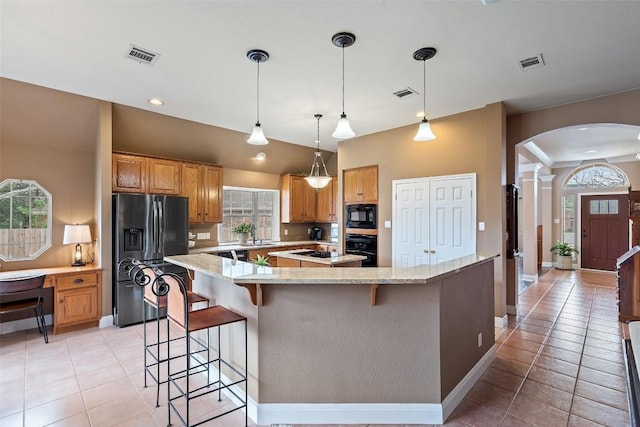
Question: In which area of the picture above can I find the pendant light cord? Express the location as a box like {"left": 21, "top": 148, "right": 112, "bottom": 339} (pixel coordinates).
{"left": 256, "top": 59, "right": 261, "bottom": 124}
{"left": 422, "top": 59, "right": 426, "bottom": 118}
{"left": 341, "top": 45, "right": 345, "bottom": 114}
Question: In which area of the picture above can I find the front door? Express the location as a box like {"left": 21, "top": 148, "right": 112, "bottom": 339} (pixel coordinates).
{"left": 581, "top": 194, "right": 629, "bottom": 270}
{"left": 393, "top": 174, "right": 476, "bottom": 266}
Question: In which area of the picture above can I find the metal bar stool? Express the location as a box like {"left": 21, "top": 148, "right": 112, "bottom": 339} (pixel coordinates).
{"left": 124, "top": 261, "right": 209, "bottom": 408}
{"left": 0, "top": 275, "right": 48, "bottom": 343}
{"left": 160, "top": 272, "right": 248, "bottom": 427}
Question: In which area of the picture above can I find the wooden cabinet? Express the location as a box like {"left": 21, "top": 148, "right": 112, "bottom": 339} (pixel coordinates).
{"left": 112, "top": 152, "right": 181, "bottom": 195}
{"left": 316, "top": 178, "right": 338, "bottom": 222}
{"left": 281, "top": 174, "right": 317, "bottom": 223}
{"left": 344, "top": 165, "right": 378, "bottom": 203}
{"left": 112, "top": 153, "right": 148, "bottom": 193}
{"left": 181, "top": 163, "right": 223, "bottom": 224}
{"left": 148, "top": 158, "right": 181, "bottom": 195}
{"left": 54, "top": 270, "right": 102, "bottom": 334}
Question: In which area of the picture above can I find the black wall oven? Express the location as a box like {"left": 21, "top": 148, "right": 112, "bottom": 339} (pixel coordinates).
{"left": 345, "top": 234, "right": 377, "bottom": 267}
{"left": 346, "top": 204, "right": 376, "bottom": 229}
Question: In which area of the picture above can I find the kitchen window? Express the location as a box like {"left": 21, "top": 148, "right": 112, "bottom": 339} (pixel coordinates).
{"left": 218, "top": 187, "right": 280, "bottom": 243}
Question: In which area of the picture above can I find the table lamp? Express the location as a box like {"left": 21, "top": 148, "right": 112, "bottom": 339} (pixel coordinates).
{"left": 63, "top": 224, "right": 92, "bottom": 266}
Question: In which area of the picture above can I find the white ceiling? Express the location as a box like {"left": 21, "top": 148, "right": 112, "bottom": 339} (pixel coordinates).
{"left": 2, "top": 0, "right": 640, "bottom": 162}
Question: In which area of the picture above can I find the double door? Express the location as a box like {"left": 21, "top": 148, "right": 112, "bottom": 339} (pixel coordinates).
{"left": 393, "top": 174, "right": 476, "bottom": 266}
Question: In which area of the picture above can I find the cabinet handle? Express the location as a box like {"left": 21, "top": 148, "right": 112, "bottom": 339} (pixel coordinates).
{"left": 423, "top": 249, "right": 430, "bottom": 254}
{"left": 430, "top": 249, "right": 436, "bottom": 254}
{"left": 73, "top": 278, "right": 84, "bottom": 284}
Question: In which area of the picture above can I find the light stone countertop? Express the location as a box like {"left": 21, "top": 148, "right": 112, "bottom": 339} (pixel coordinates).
{"left": 164, "top": 252, "right": 497, "bottom": 285}
{"left": 267, "top": 249, "right": 366, "bottom": 265}
{"left": 189, "top": 240, "right": 336, "bottom": 254}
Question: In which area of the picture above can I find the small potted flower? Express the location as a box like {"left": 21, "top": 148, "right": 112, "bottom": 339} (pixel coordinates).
{"left": 232, "top": 223, "right": 256, "bottom": 245}
{"left": 550, "top": 242, "right": 578, "bottom": 270}
{"left": 251, "top": 254, "right": 270, "bottom": 267}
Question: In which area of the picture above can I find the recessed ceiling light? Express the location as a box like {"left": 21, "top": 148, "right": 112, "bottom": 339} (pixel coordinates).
{"left": 148, "top": 98, "right": 164, "bottom": 106}
{"left": 585, "top": 149, "right": 597, "bottom": 154}
{"left": 578, "top": 127, "right": 589, "bottom": 131}
{"left": 637, "top": 132, "right": 640, "bottom": 140}
{"left": 256, "top": 152, "right": 266, "bottom": 161}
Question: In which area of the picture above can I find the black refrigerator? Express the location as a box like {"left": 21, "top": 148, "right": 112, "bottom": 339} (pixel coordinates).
{"left": 112, "top": 194, "right": 189, "bottom": 327}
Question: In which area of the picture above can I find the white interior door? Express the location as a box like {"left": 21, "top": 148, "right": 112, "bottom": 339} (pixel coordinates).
{"left": 393, "top": 174, "right": 476, "bottom": 266}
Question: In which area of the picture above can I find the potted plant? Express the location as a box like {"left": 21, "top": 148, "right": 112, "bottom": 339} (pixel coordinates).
{"left": 550, "top": 242, "right": 578, "bottom": 270}
{"left": 232, "top": 223, "right": 256, "bottom": 245}
{"left": 251, "top": 254, "right": 270, "bottom": 267}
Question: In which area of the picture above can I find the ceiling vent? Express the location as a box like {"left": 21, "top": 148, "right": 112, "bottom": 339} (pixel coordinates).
{"left": 393, "top": 87, "right": 418, "bottom": 99}
{"left": 126, "top": 44, "right": 159, "bottom": 65}
{"left": 519, "top": 54, "right": 545, "bottom": 71}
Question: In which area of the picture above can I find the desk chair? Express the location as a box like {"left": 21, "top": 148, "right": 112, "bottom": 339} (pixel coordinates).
{"left": 0, "top": 275, "right": 48, "bottom": 343}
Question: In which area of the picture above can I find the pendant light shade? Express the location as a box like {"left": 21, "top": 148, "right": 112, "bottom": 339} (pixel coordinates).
{"left": 247, "top": 49, "right": 269, "bottom": 145}
{"left": 305, "top": 114, "right": 332, "bottom": 189}
{"left": 414, "top": 118, "right": 436, "bottom": 141}
{"left": 331, "top": 32, "right": 356, "bottom": 140}
{"left": 413, "top": 47, "right": 437, "bottom": 142}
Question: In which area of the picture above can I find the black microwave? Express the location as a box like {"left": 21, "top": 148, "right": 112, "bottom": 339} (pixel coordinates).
{"left": 346, "top": 204, "right": 376, "bottom": 229}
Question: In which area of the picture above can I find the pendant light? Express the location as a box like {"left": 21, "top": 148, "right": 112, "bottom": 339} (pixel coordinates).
{"left": 305, "top": 114, "right": 333, "bottom": 190}
{"left": 331, "top": 32, "right": 356, "bottom": 139}
{"left": 247, "top": 49, "right": 270, "bottom": 145}
{"left": 413, "top": 47, "right": 437, "bottom": 142}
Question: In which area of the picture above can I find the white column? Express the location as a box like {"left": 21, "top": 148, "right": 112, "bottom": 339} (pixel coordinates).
{"left": 539, "top": 175, "right": 555, "bottom": 267}
{"left": 520, "top": 164, "right": 542, "bottom": 282}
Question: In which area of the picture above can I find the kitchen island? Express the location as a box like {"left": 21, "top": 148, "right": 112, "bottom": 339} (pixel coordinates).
{"left": 164, "top": 252, "right": 498, "bottom": 425}
{"left": 267, "top": 248, "right": 365, "bottom": 267}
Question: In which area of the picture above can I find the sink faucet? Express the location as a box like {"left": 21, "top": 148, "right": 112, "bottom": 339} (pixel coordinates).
{"left": 251, "top": 229, "right": 256, "bottom": 245}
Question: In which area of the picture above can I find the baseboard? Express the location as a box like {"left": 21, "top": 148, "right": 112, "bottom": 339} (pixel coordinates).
{"left": 541, "top": 261, "right": 553, "bottom": 268}
{"left": 495, "top": 315, "right": 508, "bottom": 328}
{"left": 507, "top": 304, "right": 517, "bottom": 315}
{"left": 522, "top": 273, "right": 538, "bottom": 282}
{"left": 0, "top": 315, "right": 53, "bottom": 335}
{"left": 99, "top": 315, "right": 114, "bottom": 328}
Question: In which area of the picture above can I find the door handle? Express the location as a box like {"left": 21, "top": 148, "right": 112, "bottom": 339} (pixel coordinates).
{"left": 423, "top": 249, "right": 430, "bottom": 254}
{"left": 430, "top": 249, "right": 436, "bottom": 254}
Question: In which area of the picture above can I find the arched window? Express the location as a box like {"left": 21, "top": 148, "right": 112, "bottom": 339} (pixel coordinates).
{"left": 563, "top": 163, "right": 629, "bottom": 189}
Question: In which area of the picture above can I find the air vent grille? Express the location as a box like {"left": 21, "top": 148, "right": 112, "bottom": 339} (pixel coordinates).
{"left": 126, "top": 45, "right": 159, "bottom": 65}
{"left": 393, "top": 87, "right": 418, "bottom": 99}
{"left": 519, "top": 54, "right": 545, "bottom": 71}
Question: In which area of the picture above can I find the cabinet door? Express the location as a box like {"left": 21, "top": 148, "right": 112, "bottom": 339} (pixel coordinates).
{"left": 56, "top": 286, "right": 99, "bottom": 326}
{"left": 316, "top": 183, "right": 333, "bottom": 222}
{"left": 302, "top": 181, "right": 317, "bottom": 222}
{"left": 181, "top": 163, "right": 202, "bottom": 223}
{"left": 112, "top": 153, "right": 148, "bottom": 193}
{"left": 201, "top": 165, "right": 223, "bottom": 223}
{"left": 360, "top": 166, "right": 378, "bottom": 203}
{"left": 148, "top": 158, "right": 181, "bottom": 195}
{"left": 331, "top": 179, "right": 338, "bottom": 220}
{"left": 290, "top": 176, "right": 306, "bottom": 222}
{"left": 343, "top": 169, "right": 360, "bottom": 203}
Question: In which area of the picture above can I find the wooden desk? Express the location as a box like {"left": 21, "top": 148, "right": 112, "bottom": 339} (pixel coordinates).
{"left": 0, "top": 265, "right": 102, "bottom": 334}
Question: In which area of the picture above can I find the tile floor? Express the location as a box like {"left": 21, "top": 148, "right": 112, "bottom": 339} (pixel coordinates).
{"left": 0, "top": 268, "right": 631, "bottom": 426}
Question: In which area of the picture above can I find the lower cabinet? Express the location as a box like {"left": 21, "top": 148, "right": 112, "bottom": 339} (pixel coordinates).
{"left": 54, "top": 270, "right": 102, "bottom": 334}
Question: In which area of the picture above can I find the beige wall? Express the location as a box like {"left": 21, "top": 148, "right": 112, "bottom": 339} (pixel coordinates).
{"left": 338, "top": 103, "right": 507, "bottom": 317}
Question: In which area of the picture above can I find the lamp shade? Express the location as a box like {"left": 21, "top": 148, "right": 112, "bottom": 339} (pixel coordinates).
{"left": 305, "top": 175, "right": 332, "bottom": 189}
{"left": 63, "top": 224, "right": 92, "bottom": 245}
{"left": 413, "top": 118, "right": 436, "bottom": 142}
{"left": 332, "top": 114, "right": 355, "bottom": 139}
{"left": 247, "top": 123, "right": 269, "bottom": 145}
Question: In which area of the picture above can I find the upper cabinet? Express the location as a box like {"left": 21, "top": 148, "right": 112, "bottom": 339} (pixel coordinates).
{"left": 316, "top": 178, "right": 338, "bottom": 222}
{"left": 281, "top": 174, "right": 317, "bottom": 223}
{"left": 344, "top": 165, "right": 378, "bottom": 203}
{"left": 113, "top": 152, "right": 223, "bottom": 224}
{"left": 112, "top": 152, "right": 180, "bottom": 195}
{"left": 148, "top": 158, "right": 182, "bottom": 195}
{"left": 112, "top": 153, "right": 149, "bottom": 193}
{"left": 181, "top": 162, "right": 223, "bottom": 224}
